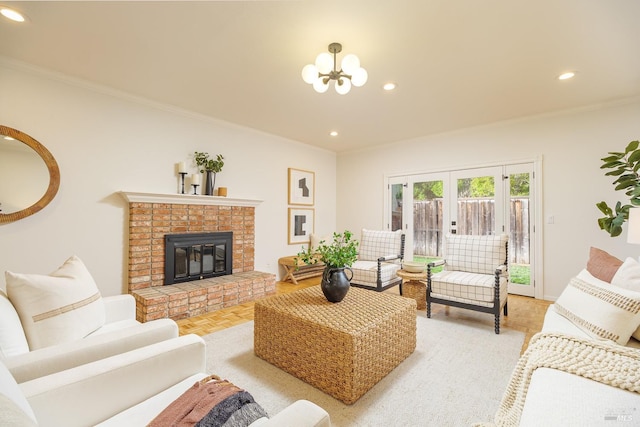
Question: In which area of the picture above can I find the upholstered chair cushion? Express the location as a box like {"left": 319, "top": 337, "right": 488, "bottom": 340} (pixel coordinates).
{"left": 351, "top": 261, "right": 401, "bottom": 288}
{"left": 5, "top": 256, "right": 106, "bottom": 350}
{"left": 429, "top": 270, "right": 509, "bottom": 307}
{"left": 444, "top": 234, "right": 508, "bottom": 275}
{"left": 358, "top": 229, "right": 403, "bottom": 262}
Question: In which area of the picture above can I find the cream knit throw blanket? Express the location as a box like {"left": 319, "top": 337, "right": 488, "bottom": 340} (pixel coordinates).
{"left": 478, "top": 332, "right": 640, "bottom": 427}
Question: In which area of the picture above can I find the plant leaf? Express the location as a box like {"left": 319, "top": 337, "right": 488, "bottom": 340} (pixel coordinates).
{"left": 628, "top": 149, "right": 640, "bottom": 165}
{"left": 601, "top": 161, "right": 625, "bottom": 169}
{"left": 602, "top": 154, "right": 624, "bottom": 162}
{"left": 626, "top": 140, "right": 640, "bottom": 153}
{"left": 596, "top": 201, "right": 612, "bottom": 216}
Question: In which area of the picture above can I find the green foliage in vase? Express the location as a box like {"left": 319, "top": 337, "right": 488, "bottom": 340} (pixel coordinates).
{"left": 296, "top": 230, "right": 359, "bottom": 269}
{"left": 194, "top": 151, "right": 224, "bottom": 173}
{"left": 597, "top": 140, "right": 640, "bottom": 237}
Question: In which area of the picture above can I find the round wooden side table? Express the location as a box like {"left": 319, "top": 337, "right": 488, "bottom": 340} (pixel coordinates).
{"left": 397, "top": 269, "right": 427, "bottom": 310}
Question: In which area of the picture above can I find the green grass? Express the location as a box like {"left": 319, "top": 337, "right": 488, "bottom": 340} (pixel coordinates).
{"left": 509, "top": 264, "right": 530, "bottom": 285}
{"left": 411, "top": 256, "right": 530, "bottom": 284}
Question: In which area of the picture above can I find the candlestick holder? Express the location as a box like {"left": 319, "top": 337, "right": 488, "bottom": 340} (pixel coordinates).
{"left": 191, "top": 184, "right": 200, "bottom": 195}
{"left": 178, "top": 172, "right": 188, "bottom": 194}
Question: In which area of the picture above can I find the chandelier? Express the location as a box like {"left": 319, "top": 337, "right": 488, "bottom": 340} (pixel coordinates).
{"left": 301, "top": 42, "right": 368, "bottom": 95}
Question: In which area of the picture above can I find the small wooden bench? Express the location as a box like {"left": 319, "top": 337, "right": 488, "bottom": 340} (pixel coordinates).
{"left": 278, "top": 256, "right": 324, "bottom": 285}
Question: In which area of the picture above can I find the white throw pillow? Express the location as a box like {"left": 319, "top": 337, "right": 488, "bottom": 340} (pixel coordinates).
{"left": 5, "top": 256, "right": 105, "bottom": 350}
{"left": 0, "top": 289, "right": 30, "bottom": 357}
{"left": 576, "top": 268, "right": 611, "bottom": 288}
{"left": 554, "top": 276, "right": 640, "bottom": 345}
{"left": 610, "top": 257, "right": 640, "bottom": 340}
{"left": 611, "top": 257, "right": 640, "bottom": 290}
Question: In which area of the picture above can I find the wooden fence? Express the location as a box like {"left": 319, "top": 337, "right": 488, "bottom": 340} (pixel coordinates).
{"left": 413, "top": 198, "right": 530, "bottom": 264}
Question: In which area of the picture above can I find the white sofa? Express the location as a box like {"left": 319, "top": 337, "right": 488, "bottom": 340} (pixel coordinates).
{"left": 0, "top": 334, "right": 331, "bottom": 427}
{"left": 516, "top": 303, "right": 640, "bottom": 426}
{"left": 1, "top": 289, "right": 178, "bottom": 382}
{"left": 493, "top": 263, "right": 640, "bottom": 426}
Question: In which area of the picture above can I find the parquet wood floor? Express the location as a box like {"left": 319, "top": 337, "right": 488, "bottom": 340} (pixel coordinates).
{"left": 176, "top": 277, "right": 552, "bottom": 354}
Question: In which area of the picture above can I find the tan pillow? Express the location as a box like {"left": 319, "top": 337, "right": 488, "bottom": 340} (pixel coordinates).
{"left": 5, "top": 256, "right": 105, "bottom": 350}
{"left": 586, "top": 247, "right": 622, "bottom": 283}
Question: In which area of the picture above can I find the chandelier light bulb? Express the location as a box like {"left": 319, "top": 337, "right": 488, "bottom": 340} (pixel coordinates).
{"left": 313, "top": 78, "right": 329, "bottom": 93}
{"left": 335, "top": 78, "right": 351, "bottom": 95}
{"left": 301, "top": 64, "right": 318, "bottom": 84}
{"left": 351, "top": 67, "right": 368, "bottom": 87}
{"left": 315, "top": 52, "right": 333, "bottom": 74}
{"left": 341, "top": 54, "right": 360, "bottom": 75}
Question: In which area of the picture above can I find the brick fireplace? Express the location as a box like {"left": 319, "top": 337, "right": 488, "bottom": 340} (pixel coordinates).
{"left": 120, "top": 192, "right": 275, "bottom": 322}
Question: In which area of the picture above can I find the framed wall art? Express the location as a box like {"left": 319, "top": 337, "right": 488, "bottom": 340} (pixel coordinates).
{"left": 288, "top": 168, "right": 315, "bottom": 206}
{"left": 288, "top": 208, "right": 314, "bottom": 245}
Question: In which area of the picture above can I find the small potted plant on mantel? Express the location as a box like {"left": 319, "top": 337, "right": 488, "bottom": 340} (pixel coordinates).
{"left": 194, "top": 151, "right": 224, "bottom": 196}
{"left": 296, "top": 230, "right": 359, "bottom": 303}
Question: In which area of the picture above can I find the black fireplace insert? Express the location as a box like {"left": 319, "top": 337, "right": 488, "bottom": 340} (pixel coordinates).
{"left": 164, "top": 232, "right": 233, "bottom": 285}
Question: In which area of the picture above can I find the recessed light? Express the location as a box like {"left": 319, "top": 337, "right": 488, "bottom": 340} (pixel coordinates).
{"left": 383, "top": 82, "right": 396, "bottom": 91}
{"left": 558, "top": 71, "right": 575, "bottom": 80}
{"left": 1, "top": 7, "right": 26, "bottom": 22}
{"left": 329, "top": 131, "right": 338, "bottom": 137}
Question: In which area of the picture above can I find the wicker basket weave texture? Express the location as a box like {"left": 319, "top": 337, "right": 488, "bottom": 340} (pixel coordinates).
{"left": 254, "top": 286, "right": 416, "bottom": 404}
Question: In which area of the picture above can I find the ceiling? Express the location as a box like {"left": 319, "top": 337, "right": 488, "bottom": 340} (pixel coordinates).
{"left": 1, "top": 1, "right": 639, "bottom": 153}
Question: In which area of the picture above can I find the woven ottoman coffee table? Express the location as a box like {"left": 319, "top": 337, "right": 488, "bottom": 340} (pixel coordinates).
{"left": 254, "top": 285, "right": 416, "bottom": 404}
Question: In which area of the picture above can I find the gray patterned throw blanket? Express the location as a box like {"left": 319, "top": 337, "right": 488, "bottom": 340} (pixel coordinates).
{"left": 476, "top": 332, "right": 640, "bottom": 427}
{"left": 148, "top": 375, "right": 267, "bottom": 427}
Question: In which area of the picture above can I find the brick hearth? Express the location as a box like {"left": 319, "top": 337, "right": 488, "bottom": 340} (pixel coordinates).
{"left": 120, "top": 192, "right": 275, "bottom": 322}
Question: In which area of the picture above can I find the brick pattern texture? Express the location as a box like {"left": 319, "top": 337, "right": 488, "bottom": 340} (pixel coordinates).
{"left": 126, "top": 201, "right": 275, "bottom": 321}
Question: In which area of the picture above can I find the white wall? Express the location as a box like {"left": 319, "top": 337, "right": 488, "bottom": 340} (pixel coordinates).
{"left": 337, "top": 99, "right": 640, "bottom": 300}
{"left": 0, "top": 60, "right": 336, "bottom": 296}
{"left": 3, "top": 58, "right": 639, "bottom": 302}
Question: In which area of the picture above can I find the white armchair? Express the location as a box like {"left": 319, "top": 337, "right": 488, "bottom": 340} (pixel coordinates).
{"left": 427, "top": 233, "right": 509, "bottom": 334}
{"left": 1, "top": 255, "right": 179, "bottom": 382}
{"left": 350, "top": 229, "right": 405, "bottom": 293}
{"left": 1, "top": 289, "right": 178, "bottom": 382}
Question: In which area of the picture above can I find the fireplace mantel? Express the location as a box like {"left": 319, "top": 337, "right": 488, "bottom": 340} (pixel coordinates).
{"left": 119, "top": 191, "right": 263, "bottom": 207}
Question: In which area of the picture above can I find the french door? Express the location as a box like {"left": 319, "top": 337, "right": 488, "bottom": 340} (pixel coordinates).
{"left": 387, "top": 163, "right": 535, "bottom": 297}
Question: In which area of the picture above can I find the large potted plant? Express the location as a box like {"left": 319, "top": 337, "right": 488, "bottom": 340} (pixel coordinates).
{"left": 597, "top": 140, "right": 640, "bottom": 236}
{"left": 194, "top": 151, "right": 224, "bottom": 196}
{"left": 297, "top": 230, "right": 359, "bottom": 302}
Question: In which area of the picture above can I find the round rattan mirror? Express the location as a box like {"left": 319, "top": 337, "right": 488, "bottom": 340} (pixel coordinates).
{"left": 0, "top": 125, "right": 60, "bottom": 224}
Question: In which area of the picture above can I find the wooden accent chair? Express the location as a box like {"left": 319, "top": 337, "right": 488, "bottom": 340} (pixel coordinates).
{"left": 427, "top": 233, "right": 509, "bottom": 334}
{"left": 350, "top": 229, "right": 405, "bottom": 293}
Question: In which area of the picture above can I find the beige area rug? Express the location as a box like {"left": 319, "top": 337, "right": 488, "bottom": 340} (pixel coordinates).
{"left": 202, "top": 310, "right": 525, "bottom": 427}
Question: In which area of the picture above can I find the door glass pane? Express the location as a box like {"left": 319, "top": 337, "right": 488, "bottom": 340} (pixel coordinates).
{"left": 391, "top": 183, "right": 403, "bottom": 231}
{"left": 457, "top": 176, "right": 495, "bottom": 235}
{"left": 509, "top": 172, "right": 530, "bottom": 285}
{"left": 413, "top": 180, "right": 444, "bottom": 268}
